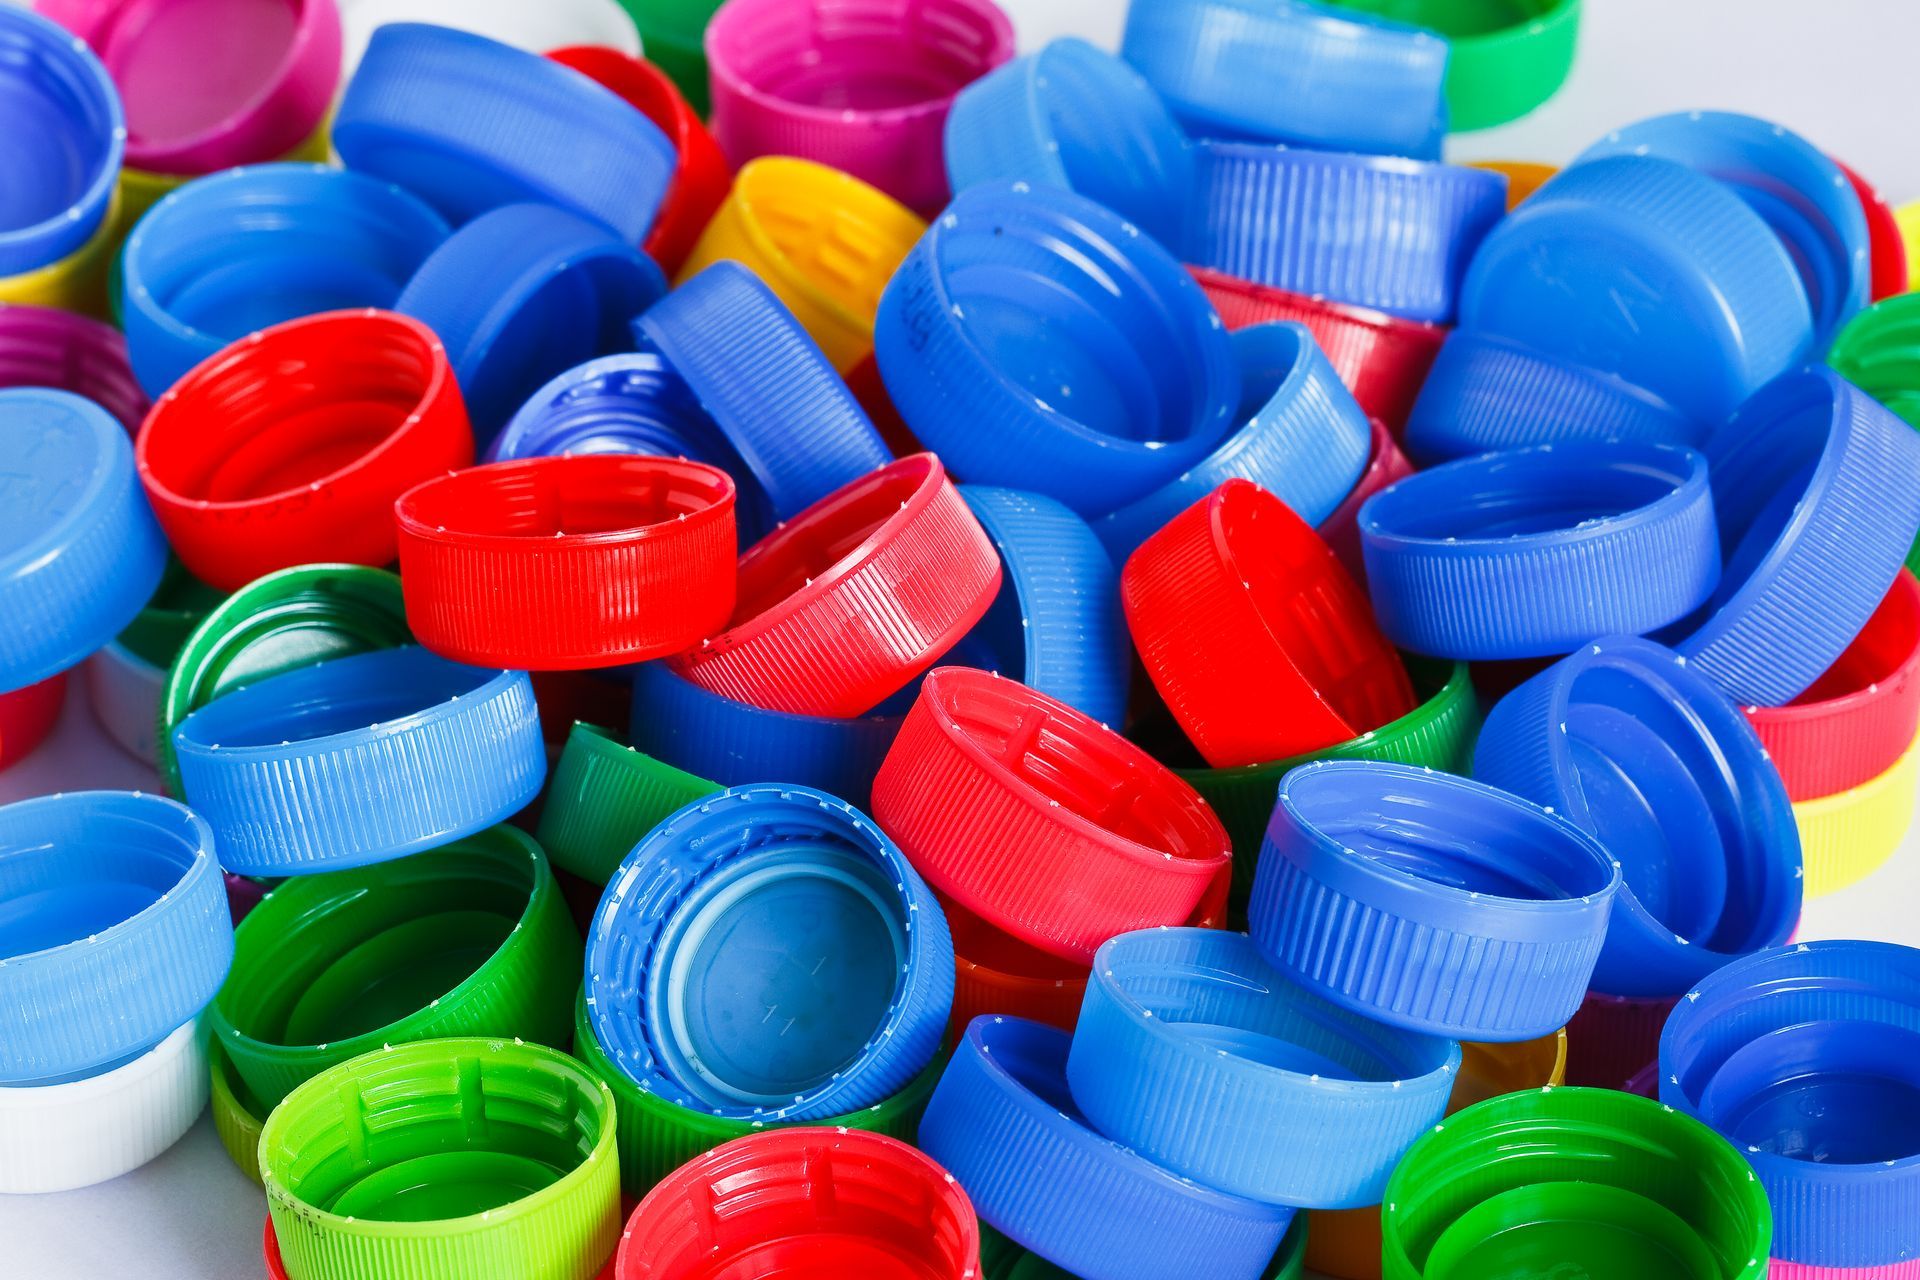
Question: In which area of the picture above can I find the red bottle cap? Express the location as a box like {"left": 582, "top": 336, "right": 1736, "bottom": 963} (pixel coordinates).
{"left": 1318, "top": 416, "right": 1416, "bottom": 585}
{"left": 395, "top": 455, "right": 738, "bottom": 669}
{"left": 1835, "top": 157, "right": 1907, "bottom": 302}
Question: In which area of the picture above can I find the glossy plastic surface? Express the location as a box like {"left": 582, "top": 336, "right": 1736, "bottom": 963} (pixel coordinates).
{"left": 0, "top": 303, "right": 147, "bottom": 431}
{"left": 0, "top": 6, "right": 122, "bottom": 276}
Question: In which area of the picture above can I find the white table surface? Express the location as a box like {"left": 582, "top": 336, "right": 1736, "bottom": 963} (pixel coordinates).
{"left": 9, "top": 1, "right": 1920, "bottom": 1275}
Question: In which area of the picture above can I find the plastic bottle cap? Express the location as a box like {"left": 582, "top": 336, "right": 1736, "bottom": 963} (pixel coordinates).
{"left": 334, "top": 22, "right": 674, "bottom": 242}
{"left": 0, "top": 791, "right": 231, "bottom": 1083}
{"left": 628, "top": 660, "right": 909, "bottom": 811}
{"left": 119, "top": 163, "right": 451, "bottom": 399}
{"left": 1124, "top": 477, "right": 1417, "bottom": 768}
{"left": 1361, "top": 441, "right": 1721, "bottom": 660}
{"left": 134, "top": 308, "right": 474, "bottom": 591}
{"left": 1460, "top": 154, "right": 1813, "bottom": 426}
{"left": 918, "top": 1016, "right": 1295, "bottom": 1280}
{"left": 876, "top": 182, "right": 1240, "bottom": 518}
{"left": 394, "top": 201, "right": 667, "bottom": 443}
{"left": 339, "top": 0, "right": 639, "bottom": 77}
{"left": 395, "top": 455, "right": 737, "bottom": 669}
{"left": 1474, "top": 635, "right": 1801, "bottom": 997}
{"left": 0, "top": 388, "right": 166, "bottom": 692}
{"left": 678, "top": 156, "right": 926, "bottom": 374}
{"left": 957, "top": 485, "right": 1130, "bottom": 730}
{"left": 0, "top": 1015, "right": 206, "bottom": 1194}
{"left": 41, "top": 0, "right": 338, "bottom": 176}
{"left": 1825, "top": 291, "right": 1920, "bottom": 577}
{"left": 1404, "top": 328, "right": 1705, "bottom": 466}
{"left": 1678, "top": 367, "right": 1920, "bottom": 706}
{"left": 1663, "top": 940, "right": 1920, "bottom": 1270}
{"left": 172, "top": 645, "right": 546, "bottom": 875}
{"left": 1191, "top": 142, "right": 1507, "bottom": 324}
{"left": 1790, "top": 728, "right": 1920, "bottom": 898}
{"left": 1383, "top": 1087, "right": 1771, "bottom": 1280}
{"left": 1094, "top": 322, "right": 1374, "bottom": 562}
{"left": 1833, "top": 159, "right": 1907, "bottom": 303}
{"left": 158, "top": 563, "right": 412, "bottom": 796}
{"left": 210, "top": 824, "right": 579, "bottom": 1108}
{"left": 667, "top": 454, "right": 1001, "bottom": 719}
{"left": 211, "top": 1038, "right": 267, "bottom": 1187}
{"left": 943, "top": 36, "right": 1193, "bottom": 252}
{"left": 0, "top": 303, "right": 147, "bottom": 432}
{"left": 1251, "top": 760, "right": 1620, "bottom": 1041}
{"left": 1190, "top": 267, "right": 1448, "bottom": 435}
{"left": 616, "top": 1129, "right": 979, "bottom": 1280}
{"left": 1563, "top": 990, "right": 1679, "bottom": 1092}
{"left": 635, "top": 260, "right": 894, "bottom": 523}
{"left": 0, "top": 673, "right": 68, "bottom": 772}
{"left": 0, "top": 6, "right": 123, "bottom": 277}
{"left": 704, "top": 0, "right": 1015, "bottom": 216}
{"left": 1069, "top": 927, "right": 1459, "bottom": 1208}
{"left": 0, "top": 184, "right": 120, "bottom": 319}
{"left": 1575, "top": 110, "right": 1870, "bottom": 346}
{"left": 546, "top": 46, "right": 730, "bottom": 277}
{"left": 872, "top": 666, "right": 1231, "bottom": 962}
{"left": 260, "top": 1037, "right": 623, "bottom": 1280}
{"left": 535, "top": 722, "right": 720, "bottom": 887}
{"left": 585, "top": 784, "right": 951, "bottom": 1122}
{"left": 1469, "top": 159, "right": 1559, "bottom": 208}
{"left": 1319, "top": 415, "right": 1418, "bottom": 585}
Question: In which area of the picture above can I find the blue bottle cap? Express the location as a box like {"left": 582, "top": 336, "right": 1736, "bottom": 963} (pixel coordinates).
{"left": 1120, "top": 0, "right": 1448, "bottom": 157}
{"left": 1403, "top": 329, "right": 1705, "bottom": 466}
{"left": 120, "top": 163, "right": 452, "bottom": 399}
{"left": 1093, "top": 321, "right": 1373, "bottom": 560}
{"left": 955, "top": 486, "right": 1129, "bottom": 730}
{"left": 1067, "top": 927, "right": 1459, "bottom": 1208}
{"left": 1661, "top": 940, "right": 1920, "bottom": 1269}
{"left": 874, "top": 182, "right": 1239, "bottom": 518}
{"left": 634, "top": 261, "right": 892, "bottom": 522}
{"left": 628, "top": 662, "right": 909, "bottom": 812}
{"left": 919, "top": 1016, "right": 1296, "bottom": 1279}
{"left": 395, "top": 201, "right": 667, "bottom": 444}
{"left": 1250, "top": 760, "right": 1620, "bottom": 1041}
{"left": 944, "top": 37, "right": 1194, "bottom": 252}
{"left": 583, "top": 783, "right": 952, "bottom": 1121}
{"left": 1676, "top": 366, "right": 1920, "bottom": 706}
{"left": 488, "top": 353, "right": 772, "bottom": 542}
{"left": 0, "top": 7, "right": 122, "bottom": 278}
{"left": 1575, "top": 110, "right": 1870, "bottom": 346}
{"left": 0, "top": 389, "right": 166, "bottom": 693}
{"left": 333, "top": 22, "right": 676, "bottom": 243}
{"left": 0, "top": 791, "right": 231, "bottom": 1084}
{"left": 1473, "top": 635, "right": 1801, "bottom": 999}
{"left": 1459, "top": 154, "right": 1813, "bottom": 425}
{"left": 1360, "top": 441, "right": 1721, "bottom": 660}
{"left": 1189, "top": 142, "right": 1507, "bottom": 324}
{"left": 171, "top": 645, "right": 546, "bottom": 876}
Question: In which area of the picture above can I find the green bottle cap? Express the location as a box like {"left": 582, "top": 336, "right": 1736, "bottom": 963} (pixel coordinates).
{"left": 536, "top": 722, "right": 720, "bottom": 885}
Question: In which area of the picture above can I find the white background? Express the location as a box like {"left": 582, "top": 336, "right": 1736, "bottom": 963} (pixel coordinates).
{"left": 8, "top": 0, "right": 1920, "bottom": 1275}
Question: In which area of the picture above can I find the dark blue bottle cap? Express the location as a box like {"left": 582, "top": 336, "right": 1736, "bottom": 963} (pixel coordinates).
{"left": 120, "top": 163, "right": 451, "bottom": 399}
{"left": 1677, "top": 366, "right": 1920, "bottom": 706}
{"left": 395, "top": 201, "right": 667, "bottom": 444}
{"left": 488, "top": 353, "right": 772, "bottom": 542}
{"left": 1066, "top": 927, "right": 1458, "bottom": 1208}
{"left": 0, "top": 6, "right": 122, "bottom": 278}
{"left": 0, "top": 389, "right": 166, "bottom": 693}
{"left": 634, "top": 261, "right": 892, "bottom": 523}
{"left": 944, "top": 37, "right": 1193, "bottom": 252}
{"left": 1360, "top": 441, "right": 1721, "bottom": 660}
{"left": 0, "top": 791, "right": 230, "bottom": 1084}
{"left": 956, "top": 485, "right": 1129, "bottom": 730}
{"left": 1459, "top": 154, "right": 1813, "bottom": 426}
{"left": 1120, "top": 0, "right": 1448, "bottom": 157}
{"left": 1189, "top": 142, "right": 1507, "bottom": 324}
{"left": 1576, "top": 111, "right": 1870, "bottom": 346}
{"left": 1661, "top": 940, "right": 1920, "bottom": 1269}
{"left": 919, "top": 1015, "right": 1296, "bottom": 1279}
{"left": 1093, "top": 321, "right": 1373, "bottom": 560}
{"left": 583, "top": 783, "right": 952, "bottom": 1121}
{"left": 171, "top": 645, "right": 546, "bottom": 875}
{"left": 1403, "top": 329, "right": 1705, "bottom": 466}
{"left": 1473, "top": 635, "right": 1801, "bottom": 999}
{"left": 875, "top": 181, "right": 1239, "bottom": 518}
{"left": 333, "top": 22, "right": 676, "bottom": 243}
{"left": 1250, "top": 760, "right": 1620, "bottom": 1041}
